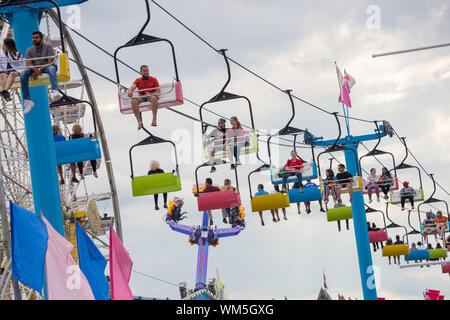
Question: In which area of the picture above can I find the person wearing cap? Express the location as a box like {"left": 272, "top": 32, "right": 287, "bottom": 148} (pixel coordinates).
{"left": 400, "top": 181, "right": 415, "bottom": 211}
{"left": 202, "top": 118, "right": 227, "bottom": 173}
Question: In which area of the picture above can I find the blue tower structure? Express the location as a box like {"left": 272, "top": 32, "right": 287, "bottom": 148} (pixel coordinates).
{"left": 309, "top": 114, "right": 394, "bottom": 300}
{"left": 0, "top": 0, "right": 88, "bottom": 235}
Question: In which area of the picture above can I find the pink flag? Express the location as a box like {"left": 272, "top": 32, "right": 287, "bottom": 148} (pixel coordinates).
{"left": 110, "top": 226, "right": 133, "bottom": 300}
{"left": 42, "top": 217, "right": 94, "bottom": 300}
{"left": 336, "top": 65, "right": 356, "bottom": 108}
{"left": 323, "top": 270, "right": 328, "bottom": 289}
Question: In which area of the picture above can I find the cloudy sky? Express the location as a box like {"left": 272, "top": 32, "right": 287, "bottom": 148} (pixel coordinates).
{"left": 49, "top": 0, "right": 450, "bottom": 300}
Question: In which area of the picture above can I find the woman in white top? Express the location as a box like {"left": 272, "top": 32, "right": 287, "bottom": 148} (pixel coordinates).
{"left": 225, "top": 116, "right": 247, "bottom": 169}
{"left": 0, "top": 38, "right": 26, "bottom": 102}
{"left": 366, "top": 168, "right": 381, "bottom": 203}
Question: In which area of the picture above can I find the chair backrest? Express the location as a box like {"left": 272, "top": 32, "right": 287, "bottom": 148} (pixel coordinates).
{"left": 250, "top": 193, "right": 290, "bottom": 212}
{"left": 197, "top": 190, "right": 241, "bottom": 212}
{"left": 132, "top": 172, "right": 181, "bottom": 197}
{"left": 368, "top": 229, "right": 388, "bottom": 243}
{"left": 54, "top": 138, "right": 101, "bottom": 165}
{"left": 288, "top": 187, "right": 323, "bottom": 204}
{"left": 382, "top": 244, "right": 410, "bottom": 257}
{"left": 326, "top": 206, "right": 353, "bottom": 222}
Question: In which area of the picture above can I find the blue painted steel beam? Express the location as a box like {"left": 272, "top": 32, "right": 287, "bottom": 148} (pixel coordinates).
{"left": 343, "top": 144, "right": 378, "bottom": 300}
{"left": 310, "top": 125, "right": 387, "bottom": 147}
{"left": 0, "top": 0, "right": 87, "bottom": 15}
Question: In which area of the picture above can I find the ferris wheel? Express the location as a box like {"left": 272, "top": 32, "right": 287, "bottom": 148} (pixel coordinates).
{"left": 0, "top": 10, "right": 120, "bottom": 300}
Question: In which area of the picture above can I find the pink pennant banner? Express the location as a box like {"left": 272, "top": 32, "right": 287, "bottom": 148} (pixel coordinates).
{"left": 43, "top": 217, "right": 94, "bottom": 300}
{"left": 110, "top": 226, "right": 134, "bottom": 300}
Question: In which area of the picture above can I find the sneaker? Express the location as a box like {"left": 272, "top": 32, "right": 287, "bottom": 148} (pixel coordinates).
{"left": 71, "top": 177, "right": 79, "bottom": 183}
{"left": 298, "top": 210, "right": 301, "bottom": 215}
{"left": 272, "top": 218, "right": 277, "bottom": 223}
{"left": 210, "top": 166, "right": 216, "bottom": 173}
{"left": 384, "top": 195, "right": 389, "bottom": 200}
{"left": 281, "top": 187, "right": 288, "bottom": 194}
{"left": 164, "top": 204, "right": 168, "bottom": 209}
{"left": 401, "top": 207, "right": 406, "bottom": 211}
{"left": 369, "top": 199, "right": 372, "bottom": 203}
{"left": 60, "top": 179, "right": 65, "bottom": 185}
{"left": 283, "top": 216, "right": 287, "bottom": 221}
{"left": 230, "top": 164, "right": 235, "bottom": 169}
{"left": 411, "top": 206, "right": 415, "bottom": 210}
{"left": 155, "top": 205, "right": 160, "bottom": 211}
{"left": 320, "top": 208, "right": 325, "bottom": 213}
{"left": 210, "top": 220, "right": 214, "bottom": 226}
{"left": 49, "top": 90, "right": 62, "bottom": 103}
{"left": 338, "top": 199, "right": 343, "bottom": 205}
{"left": 23, "top": 99, "right": 35, "bottom": 115}
{"left": 277, "top": 217, "right": 280, "bottom": 222}
{"left": 93, "top": 171, "right": 98, "bottom": 178}
{"left": 307, "top": 209, "right": 311, "bottom": 214}
{"left": 1, "top": 90, "right": 11, "bottom": 102}
{"left": 223, "top": 218, "right": 227, "bottom": 224}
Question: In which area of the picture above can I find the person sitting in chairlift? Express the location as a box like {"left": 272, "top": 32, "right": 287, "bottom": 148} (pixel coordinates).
{"left": 203, "top": 178, "right": 221, "bottom": 226}
{"left": 323, "top": 169, "right": 338, "bottom": 207}
{"left": 0, "top": 38, "right": 26, "bottom": 102}
{"left": 127, "top": 65, "right": 161, "bottom": 129}
{"left": 222, "top": 179, "right": 239, "bottom": 224}
{"left": 271, "top": 185, "right": 287, "bottom": 221}
{"left": 69, "top": 123, "right": 98, "bottom": 184}
{"left": 393, "top": 235, "right": 404, "bottom": 265}
{"left": 379, "top": 167, "right": 394, "bottom": 200}
{"left": 148, "top": 160, "right": 168, "bottom": 211}
{"left": 366, "top": 168, "right": 381, "bottom": 203}
{"left": 335, "top": 164, "right": 354, "bottom": 206}
{"left": 400, "top": 181, "right": 415, "bottom": 211}
{"left": 254, "top": 184, "right": 270, "bottom": 226}
{"left": 20, "top": 31, "right": 62, "bottom": 114}
{"left": 280, "top": 150, "right": 304, "bottom": 194}
{"left": 52, "top": 124, "right": 66, "bottom": 185}
{"left": 422, "top": 211, "right": 438, "bottom": 242}
{"left": 225, "top": 116, "right": 247, "bottom": 169}
{"left": 434, "top": 210, "right": 448, "bottom": 240}
{"left": 202, "top": 118, "right": 227, "bottom": 173}
{"left": 302, "top": 180, "right": 325, "bottom": 214}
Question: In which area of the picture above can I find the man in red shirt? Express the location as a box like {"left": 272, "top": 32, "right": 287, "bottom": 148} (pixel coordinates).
{"left": 281, "top": 150, "right": 304, "bottom": 193}
{"left": 203, "top": 178, "right": 220, "bottom": 226}
{"left": 127, "top": 65, "right": 161, "bottom": 129}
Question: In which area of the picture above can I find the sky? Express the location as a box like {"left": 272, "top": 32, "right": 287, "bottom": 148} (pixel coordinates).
{"left": 43, "top": 0, "right": 450, "bottom": 300}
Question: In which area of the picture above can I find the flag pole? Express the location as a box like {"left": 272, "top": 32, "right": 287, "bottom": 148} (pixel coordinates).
{"left": 335, "top": 62, "right": 350, "bottom": 136}
{"left": 344, "top": 69, "right": 351, "bottom": 136}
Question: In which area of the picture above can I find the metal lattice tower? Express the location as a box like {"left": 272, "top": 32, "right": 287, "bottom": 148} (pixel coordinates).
{"left": 0, "top": 10, "right": 117, "bottom": 299}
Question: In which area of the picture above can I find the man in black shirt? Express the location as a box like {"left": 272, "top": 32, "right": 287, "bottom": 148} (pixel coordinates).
{"left": 336, "top": 164, "right": 354, "bottom": 205}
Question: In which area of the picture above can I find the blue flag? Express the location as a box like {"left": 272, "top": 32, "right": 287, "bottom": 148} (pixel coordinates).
{"left": 10, "top": 202, "right": 48, "bottom": 292}
{"left": 75, "top": 222, "right": 109, "bottom": 300}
